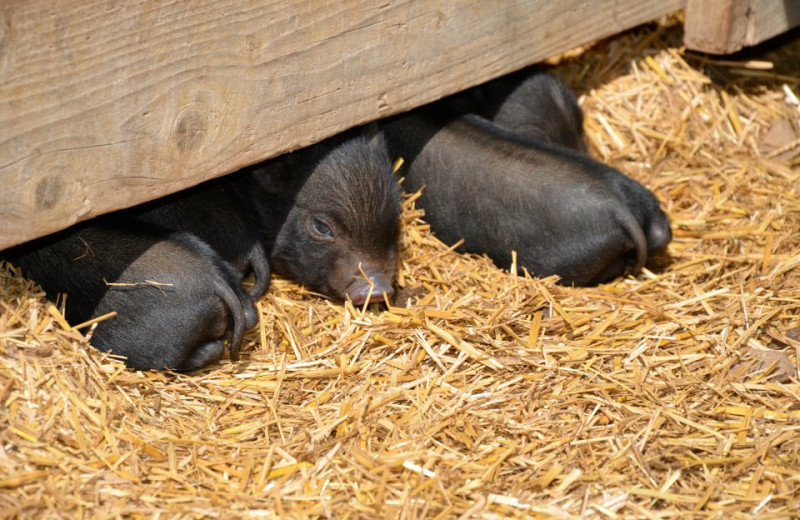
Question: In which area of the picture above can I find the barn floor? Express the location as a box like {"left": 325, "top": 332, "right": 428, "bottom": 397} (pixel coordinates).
{"left": 2, "top": 16, "right": 800, "bottom": 519}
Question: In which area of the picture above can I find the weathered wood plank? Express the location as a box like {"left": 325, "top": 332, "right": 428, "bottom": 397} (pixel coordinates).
{"left": 685, "top": 0, "right": 800, "bottom": 54}
{"left": 0, "top": 0, "right": 684, "bottom": 250}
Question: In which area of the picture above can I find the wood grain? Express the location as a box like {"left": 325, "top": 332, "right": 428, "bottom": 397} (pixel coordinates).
{"left": 0, "top": 0, "right": 684, "bottom": 250}
{"left": 685, "top": 0, "right": 800, "bottom": 54}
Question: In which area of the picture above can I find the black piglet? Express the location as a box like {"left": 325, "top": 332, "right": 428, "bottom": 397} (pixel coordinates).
{"left": 7, "top": 222, "right": 257, "bottom": 370}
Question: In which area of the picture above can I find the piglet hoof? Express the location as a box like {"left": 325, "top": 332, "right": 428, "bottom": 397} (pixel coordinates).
{"left": 646, "top": 215, "right": 673, "bottom": 255}
{"left": 180, "top": 340, "right": 226, "bottom": 371}
{"left": 243, "top": 298, "right": 259, "bottom": 331}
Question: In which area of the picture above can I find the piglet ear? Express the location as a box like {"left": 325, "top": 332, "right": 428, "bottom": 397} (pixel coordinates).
{"left": 248, "top": 161, "right": 288, "bottom": 194}
{"left": 363, "top": 122, "right": 387, "bottom": 151}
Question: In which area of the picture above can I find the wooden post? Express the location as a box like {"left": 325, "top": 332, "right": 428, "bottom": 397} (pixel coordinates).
{"left": 685, "top": 0, "right": 800, "bottom": 54}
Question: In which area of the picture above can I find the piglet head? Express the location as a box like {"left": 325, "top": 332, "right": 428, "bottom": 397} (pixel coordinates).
{"left": 268, "top": 128, "right": 402, "bottom": 305}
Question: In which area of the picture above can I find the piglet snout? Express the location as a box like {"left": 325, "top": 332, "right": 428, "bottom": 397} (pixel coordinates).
{"left": 347, "top": 272, "right": 395, "bottom": 306}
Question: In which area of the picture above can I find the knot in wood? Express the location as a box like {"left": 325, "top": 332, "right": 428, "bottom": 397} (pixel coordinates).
{"left": 34, "top": 175, "right": 64, "bottom": 210}
{"left": 174, "top": 110, "right": 207, "bottom": 154}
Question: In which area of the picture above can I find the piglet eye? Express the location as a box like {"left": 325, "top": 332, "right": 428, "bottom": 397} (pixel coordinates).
{"left": 311, "top": 217, "right": 333, "bottom": 238}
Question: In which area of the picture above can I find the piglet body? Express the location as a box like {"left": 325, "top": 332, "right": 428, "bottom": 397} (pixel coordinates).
{"left": 383, "top": 112, "right": 651, "bottom": 285}
{"left": 471, "top": 72, "right": 671, "bottom": 254}
{"left": 7, "top": 223, "right": 257, "bottom": 370}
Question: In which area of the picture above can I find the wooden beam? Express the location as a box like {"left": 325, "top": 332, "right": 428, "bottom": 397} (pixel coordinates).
{"left": 685, "top": 0, "right": 800, "bottom": 54}
{"left": 0, "top": 0, "right": 684, "bottom": 250}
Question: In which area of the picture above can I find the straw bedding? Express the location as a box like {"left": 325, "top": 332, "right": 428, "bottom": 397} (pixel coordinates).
{"left": 2, "top": 16, "right": 799, "bottom": 519}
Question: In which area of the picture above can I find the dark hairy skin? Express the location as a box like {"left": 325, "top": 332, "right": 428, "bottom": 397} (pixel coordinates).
{"left": 467, "top": 71, "right": 671, "bottom": 255}
{"left": 236, "top": 127, "right": 402, "bottom": 305}
{"left": 383, "top": 110, "right": 658, "bottom": 286}
{"left": 6, "top": 222, "right": 257, "bottom": 370}
{"left": 129, "top": 178, "right": 271, "bottom": 299}
{"left": 467, "top": 70, "right": 589, "bottom": 153}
